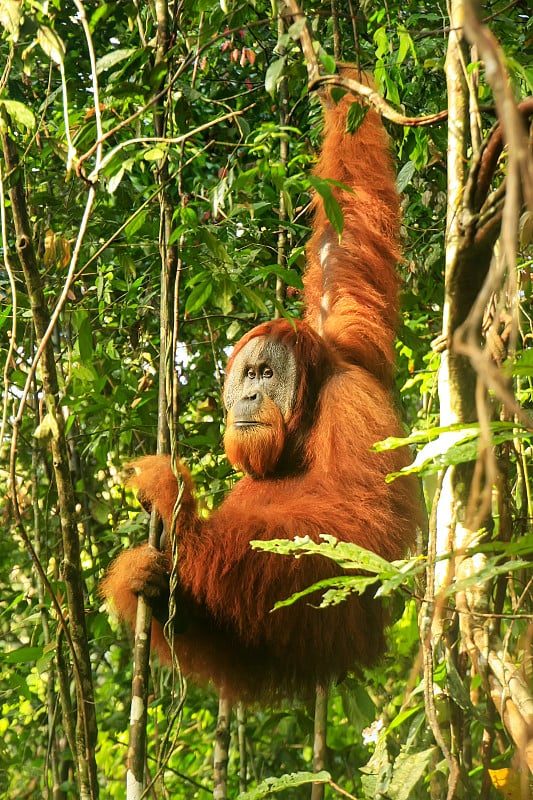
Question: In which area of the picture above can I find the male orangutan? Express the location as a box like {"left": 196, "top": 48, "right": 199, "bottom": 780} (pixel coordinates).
{"left": 102, "top": 70, "right": 421, "bottom": 703}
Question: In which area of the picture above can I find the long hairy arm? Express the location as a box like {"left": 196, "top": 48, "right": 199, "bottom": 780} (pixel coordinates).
{"left": 304, "top": 69, "right": 401, "bottom": 384}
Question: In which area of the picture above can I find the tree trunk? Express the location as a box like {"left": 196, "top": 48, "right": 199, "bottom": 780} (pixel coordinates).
{"left": 1, "top": 112, "right": 99, "bottom": 800}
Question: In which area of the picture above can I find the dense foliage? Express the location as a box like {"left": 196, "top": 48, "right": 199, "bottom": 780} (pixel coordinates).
{"left": 0, "top": 1, "right": 532, "bottom": 798}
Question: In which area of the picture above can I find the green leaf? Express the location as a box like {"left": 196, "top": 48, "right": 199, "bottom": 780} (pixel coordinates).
{"left": 37, "top": 25, "right": 65, "bottom": 65}
{"left": 287, "top": 18, "right": 306, "bottom": 41}
{"left": 265, "top": 57, "right": 286, "bottom": 97}
{"left": 197, "top": 228, "right": 232, "bottom": 264}
{"left": 185, "top": 280, "right": 213, "bottom": 314}
{"left": 238, "top": 771, "right": 330, "bottom": 799}
{"left": 252, "top": 535, "right": 399, "bottom": 575}
{"left": 143, "top": 146, "right": 166, "bottom": 161}
{"left": 71, "top": 363, "right": 99, "bottom": 386}
{"left": 386, "top": 703, "right": 425, "bottom": 734}
{"left": 396, "top": 160, "right": 416, "bottom": 193}
{"left": 346, "top": 102, "right": 368, "bottom": 134}
{"left": 383, "top": 421, "right": 533, "bottom": 479}
{"left": 256, "top": 264, "right": 303, "bottom": 289}
{"left": 340, "top": 678, "right": 376, "bottom": 730}
{"left": 271, "top": 574, "right": 379, "bottom": 610}
{"left": 240, "top": 284, "right": 269, "bottom": 315}
{"left": 0, "top": 100, "right": 35, "bottom": 130}
{"left": 0, "top": 0, "right": 23, "bottom": 40}
{"left": 107, "top": 166, "right": 124, "bottom": 194}
{"left": 124, "top": 209, "right": 148, "bottom": 239}
{"left": 445, "top": 559, "right": 530, "bottom": 597}
{"left": 96, "top": 48, "right": 137, "bottom": 74}
{"left": 386, "top": 747, "right": 436, "bottom": 800}
{"left": 513, "top": 348, "right": 533, "bottom": 376}
{"left": 37, "top": 646, "right": 57, "bottom": 675}
{"left": 307, "top": 176, "right": 344, "bottom": 239}
{"left": 77, "top": 315, "right": 94, "bottom": 363}
{"left": 318, "top": 50, "right": 336, "bottom": 75}
{"left": 374, "top": 26, "right": 389, "bottom": 59}
{"left": 231, "top": 166, "right": 260, "bottom": 193}
{"left": 4, "top": 672, "right": 32, "bottom": 700}
{"left": 180, "top": 206, "right": 198, "bottom": 228}
{"left": 330, "top": 87, "right": 348, "bottom": 104}
{"left": 4, "top": 646, "right": 43, "bottom": 664}
{"left": 397, "top": 27, "right": 416, "bottom": 66}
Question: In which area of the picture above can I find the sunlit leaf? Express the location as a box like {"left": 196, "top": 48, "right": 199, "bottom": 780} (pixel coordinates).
{"left": 265, "top": 56, "right": 286, "bottom": 97}
{"left": 0, "top": 0, "right": 22, "bottom": 39}
{"left": 239, "top": 771, "right": 330, "bottom": 799}
{"left": 37, "top": 25, "right": 65, "bottom": 65}
{"left": 488, "top": 768, "right": 523, "bottom": 800}
{"left": 96, "top": 47, "right": 137, "bottom": 74}
{"left": 0, "top": 99, "right": 35, "bottom": 130}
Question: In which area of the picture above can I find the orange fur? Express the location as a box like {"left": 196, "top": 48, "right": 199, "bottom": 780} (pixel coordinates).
{"left": 224, "top": 397, "right": 286, "bottom": 478}
{"left": 305, "top": 74, "right": 401, "bottom": 384}
{"left": 101, "top": 73, "right": 422, "bottom": 703}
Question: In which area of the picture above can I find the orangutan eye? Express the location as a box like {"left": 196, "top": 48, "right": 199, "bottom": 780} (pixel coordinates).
{"left": 246, "top": 368, "right": 256, "bottom": 379}
{"left": 262, "top": 367, "right": 273, "bottom": 379}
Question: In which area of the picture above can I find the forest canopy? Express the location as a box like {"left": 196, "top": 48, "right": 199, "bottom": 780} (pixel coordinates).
{"left": 0, "top": 1, "right": 532, "bottom": 799}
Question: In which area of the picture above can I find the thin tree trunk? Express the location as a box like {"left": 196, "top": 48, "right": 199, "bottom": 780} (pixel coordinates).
{"left": 433, "top": 0, "right": 533, "bottom": 787}
{"left": 127, "top": 0, "right": 178, "bottom": 794}
{"left": 430, "top": 3, "right": 473, "bottom": 796}
{"left": 311, "top": 686, "right": 328, "bottom": 800}
{"left": 1, "top": 111, "right": 98, "bottom": 800}
{"left": 32, "top": 449, "right": 65, "bottom": 800}
{"left": 214, "top": 698, "right": 232, "bottom": 800}
{"left": 237, "top": 704, "right": 247, "bottom": 794}
{"left": 435, "top": 0, "right": 475, "bottom": 600}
